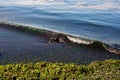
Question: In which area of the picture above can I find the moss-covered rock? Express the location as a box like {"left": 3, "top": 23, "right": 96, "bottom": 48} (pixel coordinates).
{"left": 0, "top": 59, "right": 120, "bottom": 80}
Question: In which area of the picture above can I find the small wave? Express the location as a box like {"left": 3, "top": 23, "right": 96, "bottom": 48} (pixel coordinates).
{"left": 66, "top": 35, "right": 105, "bottom": 49}
{"left": 0, "top": 21, "right": 120, "bottom": 54}
{"left": 67, "top": 35, "right": 93, "bottom": 45}
{"left": 66, "top": 35, "right": 120, "bottom": 54}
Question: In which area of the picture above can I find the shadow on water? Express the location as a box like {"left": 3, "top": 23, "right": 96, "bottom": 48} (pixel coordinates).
{"left": 0, "top": 25, "right": 120, "bottom": 65}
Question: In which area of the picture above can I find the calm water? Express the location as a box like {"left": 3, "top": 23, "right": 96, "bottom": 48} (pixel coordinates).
{"left": 0, "top": 0, "right": 120, "bottom": 48}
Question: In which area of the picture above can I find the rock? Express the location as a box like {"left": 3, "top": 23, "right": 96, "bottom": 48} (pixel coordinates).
{"left": 59, "top": 37, "right": 65, "bottom": 43}
{"left": 48, "top": 34, "right": 65, "bottom": 43}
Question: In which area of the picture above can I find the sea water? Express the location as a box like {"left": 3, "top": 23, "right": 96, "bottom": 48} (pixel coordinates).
{"left": 0, "top": 0, "right": 120, "bottom": 49}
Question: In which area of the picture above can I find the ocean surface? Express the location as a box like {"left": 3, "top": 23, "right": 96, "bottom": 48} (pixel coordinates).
{"left": 0, "top": 0, "right": 120, "bottom": 49}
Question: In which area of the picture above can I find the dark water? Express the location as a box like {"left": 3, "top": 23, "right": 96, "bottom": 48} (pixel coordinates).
{"left": 0, "top": 26, "right": 120, "bottom": 64}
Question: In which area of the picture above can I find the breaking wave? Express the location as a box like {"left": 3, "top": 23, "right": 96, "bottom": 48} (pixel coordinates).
{"left": 67, "top": 35, "right": 120, "bottom": 54}
{"left": 0, "top": 22, "right": 120, "bottom": 54}
{"left": 67, "top": 35, "right": 93, "bottom": 45}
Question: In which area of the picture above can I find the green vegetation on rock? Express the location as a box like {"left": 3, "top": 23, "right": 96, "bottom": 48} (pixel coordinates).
{"left": 0, "top": 59, "right": 120, "bottom": 80}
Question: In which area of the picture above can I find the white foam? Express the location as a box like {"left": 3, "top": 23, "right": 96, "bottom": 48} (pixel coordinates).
{"left": 67, "top": 36, "right": 93, "bottom": 45}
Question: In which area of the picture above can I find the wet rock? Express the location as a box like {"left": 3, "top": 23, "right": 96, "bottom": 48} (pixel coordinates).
{"left": 59, "top": 37, "right": 65, "bottom": 43}
{"left": 48, "top": 34, "right": 66, "bottom": 43}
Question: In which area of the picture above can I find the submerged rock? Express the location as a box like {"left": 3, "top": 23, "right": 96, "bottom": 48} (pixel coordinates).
{"left": 48, "top": 34, "right": 66, "bottom": 43}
